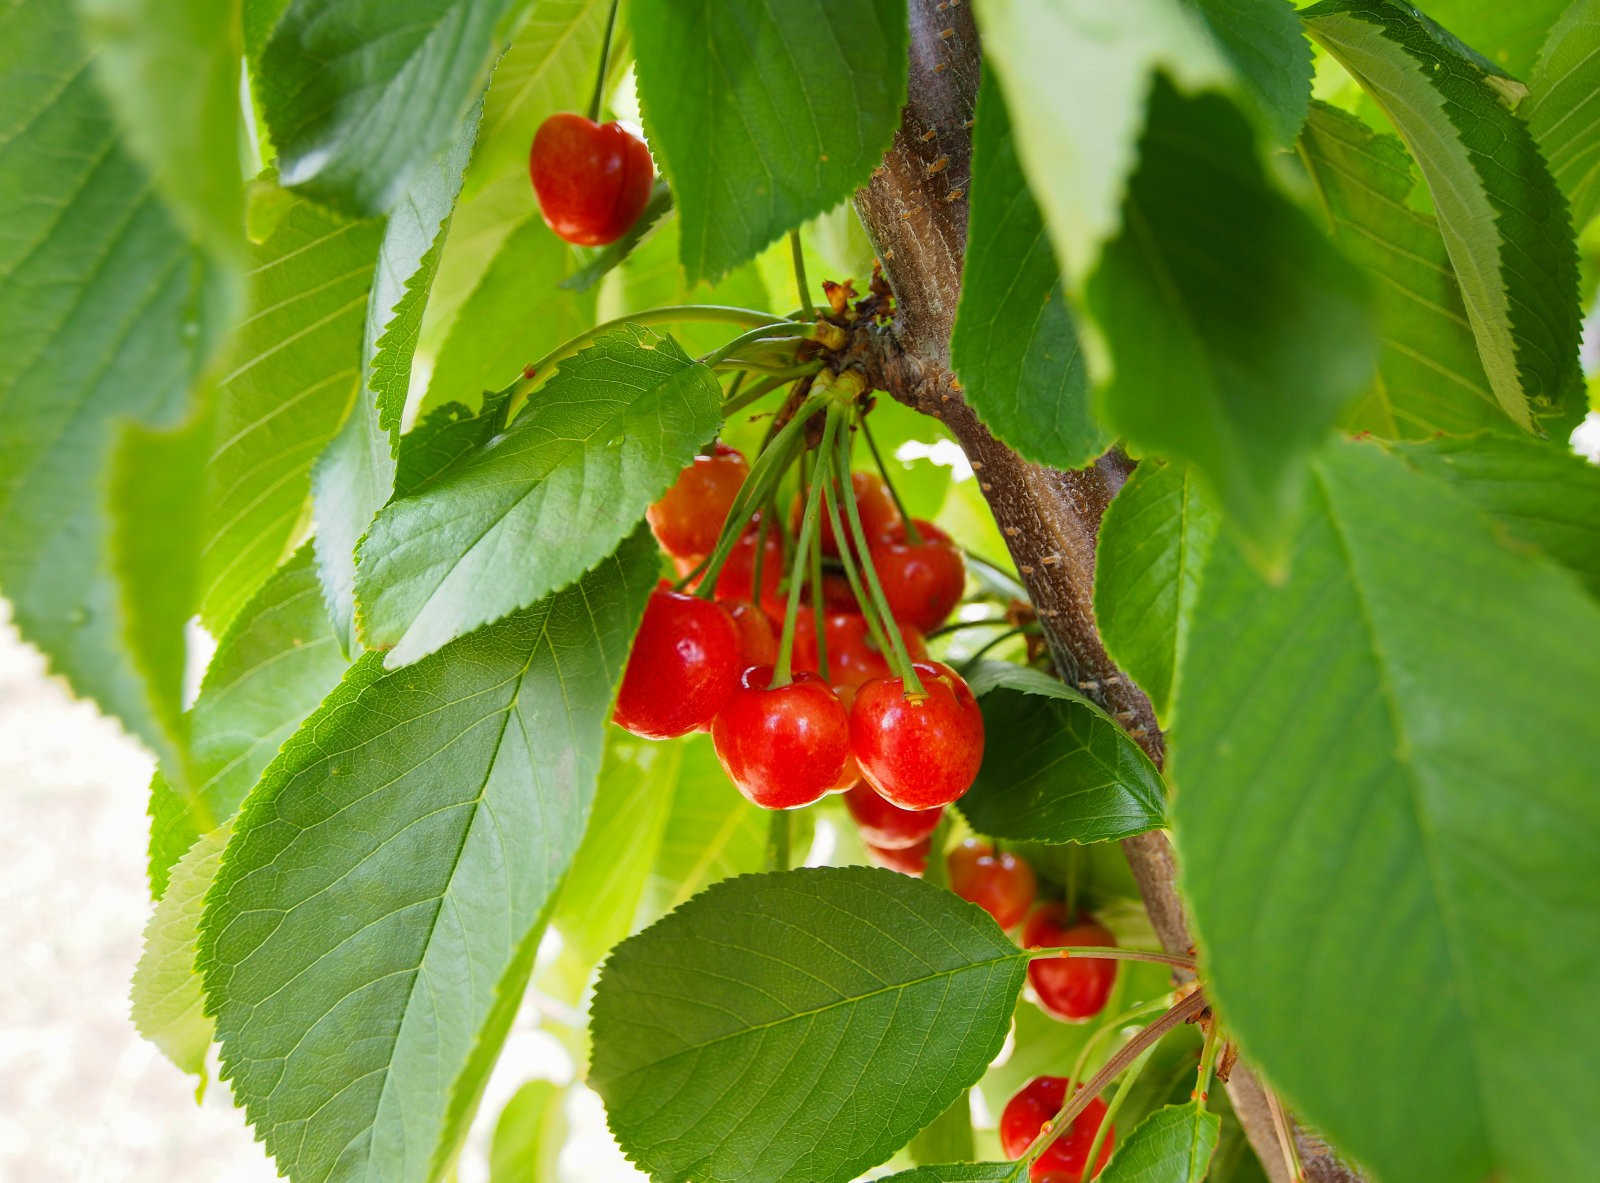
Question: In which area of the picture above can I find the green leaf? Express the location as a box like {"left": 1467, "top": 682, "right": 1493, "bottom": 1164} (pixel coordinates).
{"left": 1296, "top": 102, "right": 1507, "bottom": 438}
{"left": 1186, "top": 0, "right": 1313, "bottom": 144}
{"left": 543, "top": 731, "right": 683, "bottom": 994}
{"left": 200, "top": 528, "right": 656, "bottom": 1183}
{"left": 957, "top": 662, "right": 1167, "bottom": 844}
{"left": 421, "top": 214, "right": 597, "bottom": 414}
{"left": 146, "top": 546, "right": 347, "bottom": 898}
{"left": 631, "top": 0, "right": 908, "bottom": 282}
{"left": 1087, "top": 80, "right": 1375, "bottom": 554}
{"left": 1403, "top": 0, "right": 1568, "bottom": 77}
{"left": 951, "top": 66, "right": 1108, "bottom": 471}
{"left": 590, "top": 866, "right": 1028, "bottom": 1183}
{"left": 356, "top": 325, "right": 721, "bottom": 666}
{"left": 132, "top": 825, "right": 231, "bottom": 1090}
{"left": 489, "top": 1080, "right": 567, "bottom": 1182}
{"left": 311, "top": 107, "right": 481, "bottom": 652}
{"left": 0, "top": 0, "right": 235, "bottom": 764}
{"left": 878, "top": 1166, "right": 1018, "bottom": 1183}
{"left": 1099, "top": 1102, "right": 1220, "bottom": 1183}
{"left": 201, "top": 190, "right": 382, "bottom": 631}
{"left": 254, "top": 0, "right": 523, "bottom": 216}
{"left": 1094, "top": 462, "right": 1220, "bottom": 722}
{"left": 972, "top": 0, "right": 1231, "bottom": 279}
{"left": 1525, "top": 0, "right": 1600, "bottom": 233}
{"left": 649, "top": 734, "right": 797, "bottom": 913}
{"left": 75, "top": 0, "right": 244, "bottom": 263}
{"left": 1305, "top": 0, "right": 1585, "bottom": 434}
{"left": 1172, "top": 438, "right": 1600, "bottom": 1183}
{"left": 1388, "top": 433, "right": 1600, "bottom": 600}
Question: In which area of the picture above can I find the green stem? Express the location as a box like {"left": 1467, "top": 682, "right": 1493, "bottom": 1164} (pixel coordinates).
{"left": 1026, "top": 991, "right": 1209, "bottom": 1172}
{"left": 790, "top": 230, "right": 815, "bottom": 318}
{"left": 586, "top": 0, "right": 621, "bottom": 123}
{"left": 835, "top": 421, "right": 925, "bottom": 696}
{"left": 1028, "top": 946, "right": 1195, "bottom": 970}
{"left": 723, "top": 372, "right": 800, "bottom": 417}
{"left": 1080, "top": 1040, "right": 1158, "bottom": 1178}
{"left": 1195, "top": 1016, "right": 1223, "bottom": 1103}
{"left": 809, "top": 476, "right": 830, "bottom": 681}
{"left": 1064, "top": 998, "right": 1172, "bottom": 1110}
{"left": 772, "top": 411, "right": 838, "bottom": 686}
{"left": 767, "top": 809, "right": 792, "bottom": 870}
{"left": 859, "top": 416, "right": 922, "bottom": 543}
{"left": 927, "top": 616, "right": 1013, "bottom": 638}
{"left": 958, "top": 626, "right": 1033, "bottom": 670}
{"left": 821, "top": 470, "right": 897, "bottom": 663}
{"left": 699, "top": 323, "right": 811, "bottom": 370}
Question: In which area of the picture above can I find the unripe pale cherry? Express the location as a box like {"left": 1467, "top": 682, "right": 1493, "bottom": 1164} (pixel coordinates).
{"left": 850, "top": 660, "right": 984, "bottom": 810}
{"left": 999, "top": 1075, "right": 1115, "bottom": 1182}
{"left": 613, "top": 586, "right": 741, "bottom": 739}
{"left": 1023, "top": 904, "right": 1118, "bottom": 1023}
{"left": 529, "top": 113, "right": 654, "bottom": 246}
{"left": 711, "top": 668, "right": 851, "bottom": 810}
{"left": 948, "top": 839, "right": 1037, "bottom": 929}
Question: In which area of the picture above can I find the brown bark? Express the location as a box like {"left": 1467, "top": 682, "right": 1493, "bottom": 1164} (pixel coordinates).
{"left": 852, "top": 4, "right": 1360, "bottom": 1180}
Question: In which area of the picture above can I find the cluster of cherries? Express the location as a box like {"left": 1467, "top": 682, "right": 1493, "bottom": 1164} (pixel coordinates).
{"left": 613, "top": 439, "right": 983, "bottom": 818}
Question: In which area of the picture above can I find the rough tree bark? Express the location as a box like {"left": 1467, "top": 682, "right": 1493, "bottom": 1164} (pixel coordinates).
{"left": 851, "top": 4, "right": 1361, "bottom": 1180}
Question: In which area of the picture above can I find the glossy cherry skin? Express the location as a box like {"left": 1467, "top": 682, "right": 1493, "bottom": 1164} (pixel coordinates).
{"left": 844, "top": 783, "right": 943, "bottom": 849}
{"left": 866, "top": 835, "right": 931, "bottom": 876}
{"left": 999, "top": 1076, "right": 1115, "bottom": 1182}
{"left": 1024, "top": 904, "right": 1119, "bottom": 1023}
{"left": 871, "top": 519, "right": 965, "bottom": 632}
{"left": 711, "top": 668, "right": 851, "bottom": 809}
{"left": 948, "top": 839, "right": 1037, "bottom": 929}
{"left": 647, "top": 443, "right": 748, "bottom": 559}
{"left": 792, "top": 612, "right": 928, "bottom": 688}
{"left": 850, "top": 660, "right": 984, "bottom": 810}
{"left": 795, "top": 470, "right": 902, "bottom": 556}
{"left": 723, "top": 601, "right": 778, "bottom": 668}
{"left": 614, "top": 586, "right": 741, "bottom": 739}
{"left": 529, "top": 113, "right": 654, "bottom": 245}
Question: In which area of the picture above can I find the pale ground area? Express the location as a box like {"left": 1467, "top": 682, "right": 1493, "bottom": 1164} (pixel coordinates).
{"left": 0, "top": 604, "right": 639, "bottom": 1182}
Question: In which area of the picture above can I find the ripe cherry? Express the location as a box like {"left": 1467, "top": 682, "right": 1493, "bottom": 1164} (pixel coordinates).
{"left": 948, "top": 839, "right": 1037, "bottom": 929}
{"left": 614, "top": 585, "right": 740, "bottom": 739}
{"left": 647, "top": 443, "right": 748, "bottom": 559}
{"left": 529, "top": 113, "right": 654, "bottom": 246}
{"left": 999, "top": 1076, "right": 1115, "bottom": 1182}
{"left": 843, "top": 783, "right": 943, "bottom": 849}
{"left": 871, "top": 519, "right": 965, "bottom": 632}
{"left": 711, "top": 668, "right": 851, "bottom": 809}
{"left": 1023, "top": 904, "right": 1118, "bottom": 1023}
{"left": 796, "top": 470, "right": 901, "bottom": 556}
{"left": 850, "top": 660, "right": 984, "bottom": 810}
{"left": 792, "top": 612, "right": 928, "bottom": 688}
{"left": 723, "top": 600, "right": 777, "bottom": 668}
{"left": 678, "top": 520, "right": 786, "bottom": 617}
{"left": 865, "top": 835, "right": 931, "bottom": 876}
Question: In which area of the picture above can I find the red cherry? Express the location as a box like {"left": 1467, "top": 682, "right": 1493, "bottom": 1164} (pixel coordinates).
{"left": 948, "top": 839, "right": 1037, "bottom": 929}
{"left": 802, "top": 570, "right": 859, "bottom": 615}
{"left": 871, "top": 519, "right": 965, "bottom": 632}
{"left": 850, "top": 660, "right": 984, "bottom": 810}
{"left": 678, "top": 520, "right": 786, "bottom": 618}
{"left": 999, "top": 1076, "right": 1115, "bottom": 1182}
{"left": 866, "top": 835, "right": 931, "bottom": 876}
{"left": 1023, "top": 904, "right": 1118, "bottom": 1023}
{"left": 724, "top": 601, "right": 777, "bottom": 668}
{"left": 529, "top": 113, "right": 654, "bottom": 246}
{"left": 796, "top": 470, "right": 902, "bottom": 556}
{"left": 844, "top": 783, "right": 943, "bottom": 849}
{"left": 614, "top": 585, "right": 741, "bottom": 739}
{"left": 791, "top": 613, "right": 928, "bottom": 687}
{"left": 647, "top": 444, "right": 748, "bottom": 559}
{"left": 711, "top": 668, "right": 851, "bottom": 809}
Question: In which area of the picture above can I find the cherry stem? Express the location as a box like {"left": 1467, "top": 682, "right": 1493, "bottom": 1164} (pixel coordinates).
{"left": 834, "top": 419, "right": 925, "bottom": 698}
{"left": 772, "top": 410, "right": 838, "bottom": 687}
{"left": 927, "top": 616, "right": 1014, "bottom": 638}
{"left": 1065, "top": 997, "right": 1172, "bottom": 1110}
{"left": 958, "top": 625, "right": 1034, "bottom": 670}
{"left": 808, "top": 467, "right": 830, "bottom": 681}
{"left": 1022, "top": 989, "right": 1209, "bottom": 1170}
{"left": 820, "top": 465, "right": 897, "bottom": 668}
{"left": 685, "top": 391, "right": 826, "bottom": 596}
{"left": 1265, "top": 1086, "right": 1306, "bottom": 1183}
{"left": 586, "top": 0, "right": 621, "bottom": 123}
{"left": 1195, "top": 1013, "right": 1223, "bottom": 1103}
{"left": 699, "top": 323, "right": 811, "bottom": 370}
{"left": 790, "top": 230, "right": 815, "bottom": 318}
{"left": 1027, "top": 945, "right": 1197, "bottom": 971}
{"left": 1080, "top": 1039, "right": 1157, "bottom": 1179}
{"left": 724, "top": 371, "right": 808, "bottom": 416}
{"left": 859, "top": 416, "right": 922, "bottom": 544}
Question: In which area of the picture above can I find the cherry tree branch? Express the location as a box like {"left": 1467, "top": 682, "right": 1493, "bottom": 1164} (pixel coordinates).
{"left": 851, "top": 5, "right": 1360, "bottom": 1180}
